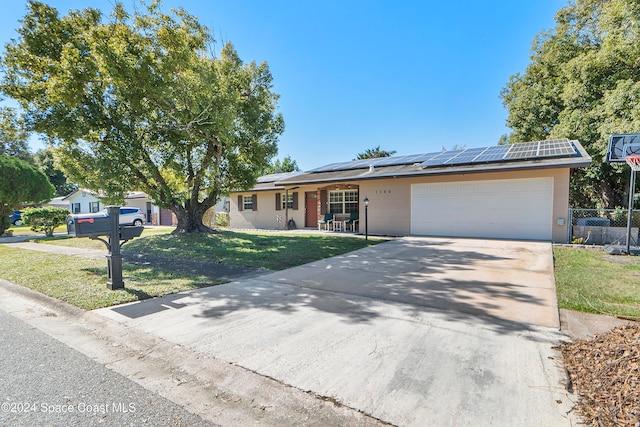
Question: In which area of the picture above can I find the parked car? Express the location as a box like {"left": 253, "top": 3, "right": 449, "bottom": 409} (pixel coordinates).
{"left": 70, "top": 207, "right": 145, "bottom": 227}
{"left": 10, "top": 210, "right": 22, "bottom": 226}
{"left": 116, "top": 207, "right": 146, "bottom": 226}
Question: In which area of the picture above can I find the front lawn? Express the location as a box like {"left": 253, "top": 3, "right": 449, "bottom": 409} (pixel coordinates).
{"left": 553, "top": 246, "right": 640, "bottom": 318}
{"left": 0, "top": 245, "right": 217, "bottom": 310}
{"left": 112, "top": 230, "right": 382, "bottom": 270}
{"left": 0, "top": 229, "right": 382, "bottom": 310}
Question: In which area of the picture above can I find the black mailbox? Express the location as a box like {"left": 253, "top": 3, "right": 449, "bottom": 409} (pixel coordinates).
{"left": 67, "top": 206, "right": 144, "bottom": 290}
{"left": 120, "top": 225, "right": 144, "bottom": 239}
{"left": 67, "top": 213, "right": 112, "bottom": 237}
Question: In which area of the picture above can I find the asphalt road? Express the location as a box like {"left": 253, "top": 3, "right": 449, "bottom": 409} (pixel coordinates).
{"left": 0, "top": 308, "right": 213, "bottom": 427}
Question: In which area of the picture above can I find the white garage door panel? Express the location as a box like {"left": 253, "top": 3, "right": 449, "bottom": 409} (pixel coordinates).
{"left": 411, "top": 178, "right": 553, "bottom": 240}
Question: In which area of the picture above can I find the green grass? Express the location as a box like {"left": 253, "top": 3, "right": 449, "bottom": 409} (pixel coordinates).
{"left": 30, "top": 226, "right": 175, "bottom": 250}
{"left": 0, "top": 228, "right": 382, "bottom": 310}
{"left": 7, "top": 223, "right": 68, "bottom": 236}
{"left": 0, "top": 245, "right": 219, "bottom": 310}
{"left": 122, "top": 230, "right": 383, "bottom": 270}
{"left": 553, "top": 246, "right": 640, "bottom": 317}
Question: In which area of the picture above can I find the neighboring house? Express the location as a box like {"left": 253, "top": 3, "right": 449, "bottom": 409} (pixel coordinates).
{"left": 229, "top": 139, "right": 592, "bottom": 243}
{"left": 45, "top": 196, "right": 68, "bottom": 209}
{"left": 122, "top": 191, "right": 154, "bottom": 224}
{"left": 63, "top": 189, "right": 103, "bottom": 214}
{"left": 61, "top": 189, "right": 176, "bottom": 225}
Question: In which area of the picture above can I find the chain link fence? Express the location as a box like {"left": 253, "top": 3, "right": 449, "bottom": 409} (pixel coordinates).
{"left": 569, "top": 208, "right": 640, "bottom": 245}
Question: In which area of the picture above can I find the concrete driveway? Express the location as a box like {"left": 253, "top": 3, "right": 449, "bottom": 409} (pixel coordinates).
{"left": 95, "top": 237, "right": 576, "bottom": 426}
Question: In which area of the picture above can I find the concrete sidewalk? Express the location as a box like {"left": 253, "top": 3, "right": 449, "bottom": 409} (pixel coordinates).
{"left": 94, "top": 237, "right": 579, "bottom": 426}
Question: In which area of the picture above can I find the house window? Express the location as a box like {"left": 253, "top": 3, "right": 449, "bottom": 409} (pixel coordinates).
{"left": 282, "top": 193, "right": 294, "bottom": 210}
{"left": 276, "top": 192, "right": 298, "bottom": 211}
{"left": 89, "top": 201, "right": 100, "bottom": 213}
{"left": 238, "top": 194, "right": 257, "bottom": 211}
{"left": 243, "top": 195, "right": 254, "bottom": 210}
{"left": 72, "top": 203, "right": 81, "bottom": 213}
{"left": 329, "top": 190, "right": 359, "bottom": 214}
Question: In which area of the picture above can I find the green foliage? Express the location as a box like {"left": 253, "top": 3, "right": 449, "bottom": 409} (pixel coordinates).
{"left": 1, "top": 1, "right": 284, "bottom": 233}
{"left": 215, "top": 212, "right": 230, "bottom": 227}
{"left": 0, "top": 107, "right": 32, "bottom": 164}
{"left": 571, "top": 236, "right": 587, "bottom": 245}
{"left": 0, "top": 154, "right": 54, "bottom": 235}
{"left": 264, "top": 155, "right": 300, "bottom": 174}
{"left": 355, "top": 146, "right": 397, "bottom": 160}
{"left": 34, "top": 148, "right": 77, "bottom": 196}
{"left": 501, "top": 0, "right": 640, "bottom": 208}
{"left": 21, "top": 206, "right": 69, "bottom": 237}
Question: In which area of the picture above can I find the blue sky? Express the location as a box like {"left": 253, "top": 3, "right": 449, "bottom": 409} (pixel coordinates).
{"left": 0, "top": 0, "right": 567, "bottom": 170}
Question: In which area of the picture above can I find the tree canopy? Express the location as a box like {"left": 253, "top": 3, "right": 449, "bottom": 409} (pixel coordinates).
{"left": 34, "top": 148, "right": 77, "bottom": 196}
{"left": 355, "top": 146, "right": 397, "bottom": 160}
{"left": 1, "top": 1, "right": 284, "bottom": 232}
{"left": 0, "top": 154, "right": 54, "bottom": 234}
{"left": 264, "top": 155, "right": 300, "bottom": 174}
{"left": 0, "top": 107, "right": 32, "bottom": 163}
{"left": 501, "top": 0, "right": 640, "bottom": 208}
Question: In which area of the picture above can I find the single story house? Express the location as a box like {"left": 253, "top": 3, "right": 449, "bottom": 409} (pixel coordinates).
{"left": 229, "top": 139, "right": 591, "bottom": 242}
{"left": 61, "top": 189, "right": 178, "bottom": 225}
{"left": 63, "top": 189, "right": 103, "bottom": 214}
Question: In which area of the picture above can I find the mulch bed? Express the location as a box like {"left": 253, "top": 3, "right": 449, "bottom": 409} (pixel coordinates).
{"left": 561, "top": 325, "right": 640, "bottom": 426}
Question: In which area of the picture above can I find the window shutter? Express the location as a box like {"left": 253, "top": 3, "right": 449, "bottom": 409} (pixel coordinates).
{"left": 252, "top": 194, "right": 258, "bottom": 211}
{"left": 292, "top": 192, "right": 298, "bottom": 210}
{"left": 276, "top": 193, "right": 281, "bottom": 210}
{"left": 237, "top": 195, "right": 243, "bottom": 211}
{"left": 320, "top": 189, "right": 327, "bottom": 214}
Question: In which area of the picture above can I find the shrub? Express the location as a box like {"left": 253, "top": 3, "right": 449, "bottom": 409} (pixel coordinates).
{"left": 22, "top": 207, "right": 70, "bottom": 237}
{"left": 215, "top": 213, "right": 229, "bottom": 227}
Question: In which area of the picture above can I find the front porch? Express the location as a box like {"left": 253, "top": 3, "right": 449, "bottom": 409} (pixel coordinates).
{"left": 304, "top": 183, "right": 360, "bottom": 231}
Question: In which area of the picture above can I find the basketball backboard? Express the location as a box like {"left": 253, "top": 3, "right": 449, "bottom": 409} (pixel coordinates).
{"left": 607, "top": 134, "right": 640, "bottom": 162}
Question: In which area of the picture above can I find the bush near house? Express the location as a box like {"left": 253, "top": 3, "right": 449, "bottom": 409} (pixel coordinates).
{"left": 22, "top": 207, "right": 70, "bottom": 237}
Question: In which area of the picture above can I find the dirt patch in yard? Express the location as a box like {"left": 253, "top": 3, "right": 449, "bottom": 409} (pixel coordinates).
{"left": 561, "top": 324, "right": 640, "bottom": 426}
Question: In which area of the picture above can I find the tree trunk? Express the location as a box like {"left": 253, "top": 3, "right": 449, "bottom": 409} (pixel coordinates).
{"left": 171, "top": 204, "right": 215, "bottom": 234}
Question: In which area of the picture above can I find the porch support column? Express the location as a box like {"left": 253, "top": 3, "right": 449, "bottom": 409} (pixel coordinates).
{"left": 284, "top": 188, "right": 289, "bottom": 230}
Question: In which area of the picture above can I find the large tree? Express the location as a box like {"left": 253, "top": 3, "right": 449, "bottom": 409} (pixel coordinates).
{"left": 501, "top": 0, "right": 640, "bottom": 208}
{"left": 0, "top": 107, "right": 33, "bottom": 163}
{"left": 1, "top": 1, "right": 284, "bottom": 233}
{"left": 34, "top": 148, "right": 77, "bottom": 196}
{"left": 0, "top": 154, "right": 54, "bottom": 234}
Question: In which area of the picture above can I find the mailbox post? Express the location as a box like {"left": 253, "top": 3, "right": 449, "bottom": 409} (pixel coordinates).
{"left": 106, "top": 206, "right": 124, "bottom": 290}
{"left": 66, "top": 205, "right": 143, "bottom": 290}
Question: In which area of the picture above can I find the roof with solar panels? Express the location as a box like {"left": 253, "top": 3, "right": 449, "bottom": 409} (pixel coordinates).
{"left": 267, "top": 139, "right": 591, "bottom": 187}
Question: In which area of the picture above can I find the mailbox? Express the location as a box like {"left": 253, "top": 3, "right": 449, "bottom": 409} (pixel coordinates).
{"left": 67, "top": 206, "right": 144, "bottom": 290}
{"left": 120, "top": 225, "right": 143, "bottom": 239}
{"left": 67, "top": 213, "right": 112, "bottom": 237}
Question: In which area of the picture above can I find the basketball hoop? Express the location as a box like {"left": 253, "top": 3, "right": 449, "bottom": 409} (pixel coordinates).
{"left": 626, "top": 154, "right": 640, "bottom": 171}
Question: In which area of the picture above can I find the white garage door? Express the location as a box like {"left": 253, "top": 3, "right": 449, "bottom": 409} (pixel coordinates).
{"left": 411, "top": 177, "right": 553, "bottom": 240}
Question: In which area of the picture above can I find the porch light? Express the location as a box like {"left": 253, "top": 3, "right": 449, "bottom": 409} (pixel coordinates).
{"left": 363, "top": 197, "right": 369, "bottom": 240}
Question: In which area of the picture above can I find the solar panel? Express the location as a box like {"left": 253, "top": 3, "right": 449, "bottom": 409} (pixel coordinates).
{"left": 470, "top": 145, "right": 510, "bottom": 163}
{"left": 307, "top": 139, "right": 578, "bottom": 173}
{"left": 421, "top": 150, "right": 463, "bottom": 167}
{"left": 443, "top": 147, "right": 488, "bottom": 165}
{"left": 504, "top": 139, "right": 576, "bottom": 160}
